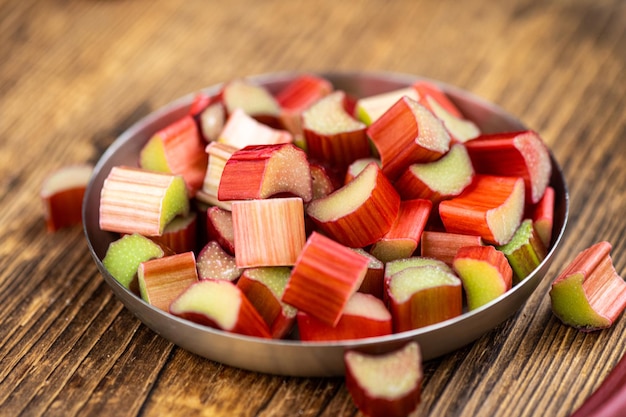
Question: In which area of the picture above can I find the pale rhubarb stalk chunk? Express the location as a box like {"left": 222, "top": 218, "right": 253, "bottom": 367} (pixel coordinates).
{"left": 354, "top": 87, "right": 420, "bottom": 126}
{"left": 353, "top": 248, "right": 385, "bottom": 300}
{"left": 196, "top": 142, "right": 238, "bottom": 210}
{"left": 464, "top": 130, "right": 552, "bottom": 204}
{"left": 99, "top": 166, "right": 189, "bottom": 236}
{"left": 231, "top": 197, "right": 306, "bottom": 268}
{"left": 344, "top": 342, "right": 423, "bottom": 417}
{"left": 281, "top": 232, "right": 370, "bottom": 326}
{"left": 218, "top": 143, "right": 313, "bottom": 202}
{"left": 369, "top": 199, "right": 432, "bottom": 263}
{"left": 139, "top": 115, "right": 208, "bottom": 196}
{"left": 439, "top": 175, "right": 525, "bottom": 245}
{"left": 41, "top": 164, "right": 93, "bottom": 232}
{"left": 532, "top": 185, "right": 555, "bottom": 248}
{"left": 306, "top": 162, "right": 401, "bottom": 248}
{"left": 367, "top": 96, "right": 451, "bottom": 181}
{"left": 497, "top": 219, "right": 547, "bottom": 284}
{"left": 218, "top": 108, "right": 292, "bottom": 149}
{"left": 420, "top": 231, "right": 483, "bottom": 266}
{"left": 549, "top": 241, "right": 626, "bottom": 331}
{"left": 196, "top": 241, "right": 241, "bottom": 282}
{"left": 302, "top": 90, "right": 370, "bottom": 170}
{"left": 221, "top": 78, "right": 282, "bottom": 127}
{"left": 138, "top": 251, "right": 199, "bottom": 312}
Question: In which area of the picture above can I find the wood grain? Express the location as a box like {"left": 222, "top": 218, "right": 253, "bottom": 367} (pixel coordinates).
{"left": 0, "top": 0, "right": 624, "bottom": 415}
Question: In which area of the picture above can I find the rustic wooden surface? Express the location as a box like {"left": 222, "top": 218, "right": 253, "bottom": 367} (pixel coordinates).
{"left": 1, "top": 0, "right": 625, "bottom": 415}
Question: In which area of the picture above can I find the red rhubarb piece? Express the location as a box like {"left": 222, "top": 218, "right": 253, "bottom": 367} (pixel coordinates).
{"left": 41, "top": 164, "right": 93, "bottom": 232}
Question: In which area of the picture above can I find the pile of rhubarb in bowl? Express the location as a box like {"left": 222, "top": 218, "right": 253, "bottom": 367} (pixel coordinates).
{"left": 85, "top": 72, "right": 567, "bottom": 375}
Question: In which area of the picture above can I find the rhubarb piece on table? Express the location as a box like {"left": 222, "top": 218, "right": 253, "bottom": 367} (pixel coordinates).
{"left": 302, "top": 90, "right": 370, "bottom": 170}
{"left": 453, "top": 245, "right": 513, "bottom": 310}
{"left": 345, "top": 157, "right": 381, "bottom": 184}
{"left": 413, "top": 80, "right": 480, "bottom": 143}
{"left": 386, "top": 265, "right": 463, "bottom": 331}
{"left": 464, "top": 130, "right": 551, "bottom": 204}
{"left": 281, "top": 232, "right": 370, "bottom": 326}
{"left": 354, "top": 87, "right": 420, "bottom": 126}
{"left": 218, "top": 108, "right": 292, "bottom": 149}
{"left": 221, "top": 78, "right": 282, "bottom": 128}
{"left": 236, "top": 267, "right": 297, "bottom": 339}
{"left": 306, "top": 162, "right": 401, "bottom": 248}
{"left": 531, "top": 185, "right": 555, "bottom": 248}
{"left": 99, "top": 166, "right": 189, "bottom": 236}
{"left": 196, "top": 241, "right": 241, "bottom": 282}
{"left": 420, "top": 231, "right": 483, "bottom": 266}
{"left": 41, "top": 164, "right": 93, "bottom": 232}
{"left": 297, "top": 292, "right": 392, "bottom": 341}
{"left": 170, "top": 279, "right": 271, "bottom": 338}
{"left": 102, "top": 233, "right": 169, "bottom": 294}
{"left": 367, "top": 96, "right": 451, "bottom": 181}
{"left": 497, "top": 219, "right": 547, "bottom": 284}
{"left": 232, "top": 197, "right": 306, "bottom": 268}
{"left": 218, "top": 143, "right": 313, "bottom": 202}
{"left": 439, "top": 174, "right": 525, "bottom": 245}
{"left": 394, "top": 143, "right": 475, "bottom": 203}
{"left": 199, "top": 101, "right": 226, "bottom": 142}
{"left": 196, "top": 142, "right": 238, "bottom": 210}
{"left": 138, "top": 251, "right": 199, "bottom": 312}
{"left": 353, "top": 248, "right": 385, "bottom": 300}
{"left": 344, "top": 342, "right": 423, "bottom": 417}
{"left": 150, "top": 211, "right": 197, "bottom": 254}
{"left": 139, "top": 115, "right": 208, "bottom": 196}
{"left": 205, "top": 206, "right": 235, "bottom": 255}
{"left": 549, "top": 241, "right": 626, "bottom": 331}
{"left": 370, "top": 199, "right": 432, "bottom": 263}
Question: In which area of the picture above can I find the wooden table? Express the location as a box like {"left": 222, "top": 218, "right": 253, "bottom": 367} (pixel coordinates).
{"left": 1, "top": 0, "right": 624, "bottom": 415}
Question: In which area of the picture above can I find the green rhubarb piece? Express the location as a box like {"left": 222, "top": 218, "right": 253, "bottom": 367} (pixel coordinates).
{"left": 497, "top": 219, "right": 547, "bottom": 284}
{"left": 550, "top": 274, "right": 611, "bottom": 330}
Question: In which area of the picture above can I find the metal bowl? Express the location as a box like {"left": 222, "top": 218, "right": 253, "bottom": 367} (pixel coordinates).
{"left": 83, "top": 72, "right": 569, "bottom": 377}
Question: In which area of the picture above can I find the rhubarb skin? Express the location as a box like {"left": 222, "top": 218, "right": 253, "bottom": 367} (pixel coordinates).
{"left": 420, "top": 231, "right": 483, "bottom": 266}
{"left": 196, "top": 142, "right": 238, "bottom": 210}
{"left": 549, "top": 241, "right": 626, "bottom": 331}
{"left": 367, "top": 96, "right": 451, "bottom": 181}
{"left": 531, "top": 185, "right": 555, "bottom": 248}
{"left": 297, "top": 292, "right": 392, "bottom": 342}
{"left": 150, "top": 211, "right": 198, "bottom": 254}
{"left": 306, "top": 162, "right": 401, "bottom": 248}
{"left": 464, "top": 130, "right": 551, "bottom": 204}
{"left": 439, "top": 174, "right": 525, "bottom": 245}
{"left": 281, "top": 232, "right": 370, "bottom": 326}
{"left": 41, "top": 164, "right": 93, "bottom": 232}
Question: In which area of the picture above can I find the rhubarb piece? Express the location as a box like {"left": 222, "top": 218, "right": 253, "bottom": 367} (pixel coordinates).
{"left": 218, "top": 108, "right": 292, "bottom": 149}
{"left": 196, "top": 142, "right": 238, "bottom": 210}
{"left": 385, "top": 256, "right": 454, "bottom": 278}
{"left": 236, "top": 267, "right": 297, "bottom": 339}
{"left": 309, "top": 162, "right": 339, "bottom": 199}
{"left": 205, "top": 206, "right": 235, "bottom": 255}
{"left": 139, "top": 115, "right": 208, "bottom": 196}
{"left": 196, "top": 241, "right": 241, "bottom": 282}
{"left": 150, "top": 212, "right": 197, "bottom": 254}
{"left": 386, "top": 265, "right": 462, "bottom": 331}
{"left": 138, "top": 251, "right": 199, "bottom": 312}
{"left": 367, "top": 96, "right": 451, "bottom": 180}
{"left": 439, "top": 175, "right": 525, "bottom": 245}
{"left": 102, "top": 233, "right": 168, "bottom": 294}
{"left": 302, "top": 90, "right": 370, "bottom": 170}
{"left": 532, "top": 185, "right": 555, "bottom": 248}
{"left": 465, "top": 130, "right": 551, "bottom": 204}
{"left": 281, "top": 232, "right": 370, "bottom": 326}
{"left": 344, "top": 342, "right": 422, "bottom": 417}
{"left": 420, "top": 231, "right": 483, "bottom": 266}
{"left": 394, "top": 143, "right": 474, "bottom": 203}
{"left": 413, "top": 80, "right": 480, "bottom": 143}
{"left": 370, "top": 199, "right": 432, "bottom": 263}
{"left": 453, "top": 245, "right": 513, "bottom": 310}
{"left": 497, "top": 219, "right": 547, "bottom": 284}
{"left": 199, "top": 101, "right": 226, "bottom": 142}
{"left": 221, "top": 78, "right": 282, "bottom": 127}
{"left": 41, "top": 164, "right": 93, "bottom": 232}
{"left": 188, "top": 92, "right": 212, "bottom": 119}
{"left": 306, "top": 162, "right": 401, "bottom": 248}
{"left": 99, "top": 166, "right": 189, "bottom": 236}
{"left": 345, "top": 158, "right": 381, "bottom": 184}
{"left": 353, "top": 248, "right": 385, "bottom": 300}
{"left": 549, "top": 241, "right": 626, "bottom": 331}
{"left": 297, "top": 292, "right": 392, "bottom": 341}
{"left": 232, "top": 197, "right": 306, "bottom": 268}
{"left": 170, "top": 279, "right": 271, "bottom": 338}
{"left": 354, "top": 87, "right": 420, "bottom": 126}
{"left": 218, "top": 143, "right": 313, "bottom": 202}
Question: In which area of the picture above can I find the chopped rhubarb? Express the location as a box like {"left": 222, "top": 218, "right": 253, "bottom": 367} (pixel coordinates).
{"left": 345, "top": 158, "right": 381, "bottom": 184}
{"left": 309, "top": 162, "right": 340, "bottom": 200}
{"left": 353, "top": 248, "right": 385, "bottom": 300}
{"left": 221, "top": 78, "right": 282, "bottom": 127}
{"left": 218, "top": 143, "right": 313, "bottom": 202}
{"left": 196, "top": 241, "right": 241, "bottom": 282}
{"left": 199, "top": 102, "right": 226, "bottom": 142}
{"left": 354, "top": 87, "right": 420, "bottom": 126}
{"left": 41, "top": 164, "right": 93, "bottom": 232}
{"left": 196, "top": 142, "right": 238, "bottom": 210}
{"left": 367, "top": 96, "right": 451, "bottom": 180}
{"left": 218, "top": 108, "right": 292, "bottom": 149}
{"left": 532, "top": 185, "right": 555, "bottom": 248}
{"left": 205, "top": 206, "right": 235, "bottom": 255}
{"left": 464, "top": 130, "right": 552, "bottom": 204}
{"left": 188, "top": 92, "right": 212, "bottom": 119}
{"left": 138, "top": 251, "right": 199, "bottom": 312}
{"left": 297, "top": 292, "right": 392, "bottom": 341}
{"left": 549, "top": 241, "right": 626, "bottom": 331}
{"left": 150, "top": 212, "right": 198, "bottom": 254}
{"left": 439, "top": 174, "right": 525, "bottom": 245}
{"left": 281, "top": 232, "right": 370, "bottom": 326}
{"left": 231, "top": 197, "right": 306, "bottom": 268}
{"left": 370, "top": 199, "right": 432, "bottom": 263}
{"left": 99, "top": 166, "right": 189, "bottom": 236}
{"left": 420, "top": 231, "right": 483, "bottom": 266}
{"left": 306, "top": 162, "right": 401, "bottom": 248}
{"left": 497, "top": 219, "right": 547, "bottom": 284}
{"left": 139, "top": 115, "right": 208, "bottom": 196}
